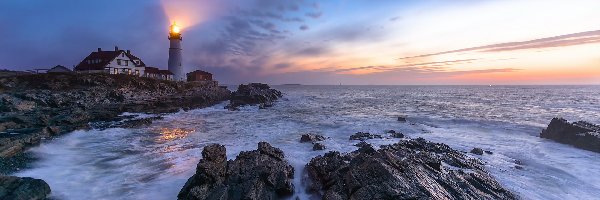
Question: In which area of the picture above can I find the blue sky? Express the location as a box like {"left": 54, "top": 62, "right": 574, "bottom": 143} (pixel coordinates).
{"left": 1, "top": 0, "right": 599, "bottom": 84}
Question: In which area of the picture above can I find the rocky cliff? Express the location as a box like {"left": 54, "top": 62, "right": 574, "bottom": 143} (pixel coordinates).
{"left": 541, "top": 118, "right": 600, "bottom": 153}
{"left": 0, "top": 73, "right": 231, "bottom": 158}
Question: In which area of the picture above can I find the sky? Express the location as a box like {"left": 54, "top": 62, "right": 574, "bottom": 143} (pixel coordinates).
{"left": 0, "top": 0, "right": 599, "bottom": 85}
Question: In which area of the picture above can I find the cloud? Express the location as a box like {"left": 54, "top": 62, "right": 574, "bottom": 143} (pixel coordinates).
{"left": 305, "top": 11, "right": 322, "bottom": 19}
{"left": 299, "top": 25, "right": 309, "bottom": 31}
{"left": 389, "top": 16, "right": 401, "bottom": 21}
{"left": 295, "top": 46, "right": 328, "bottom": 56}
{"left": 274, "top": 63, "right": 292, "bottom": 69}
{"left": 323, "top": 59, "right": 479, "bottom": 73}
{"left": 399, "top": 29, "right": 600, "bottom": 60}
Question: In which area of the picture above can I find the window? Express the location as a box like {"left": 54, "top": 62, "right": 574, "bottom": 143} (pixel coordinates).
{"left": 124, "top": 60, "right": 129, "bottom": 66}
{"left": 113, "top": 68, "right": 118, "bottom": 74}
{"left": 117, "top": 59, "right": 122, "bottom": 65}
{"left": 135, "top": 70, "right": 139, "bottom": 76}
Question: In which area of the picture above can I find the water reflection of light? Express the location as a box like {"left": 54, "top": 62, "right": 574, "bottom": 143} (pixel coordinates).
{"left": 158, "top": 128, "right": 195, "bottom": 141}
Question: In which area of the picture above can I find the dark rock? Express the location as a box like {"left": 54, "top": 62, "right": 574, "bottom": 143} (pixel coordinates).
{"left": 540, "top": 117, "right": 600, "bottom": 153}
{"left": 0, "top": 175, "right": 51, "bottom": 200}
{"left": 397, "top": 116, "right": 407, "bottom": 122}
{"left": 471, "top": 148, "right": 484, "bottom": 155}
{"left": 178, "top": 142, "right": 295, "bottom": 200}
{"left": 484, "top": 150, "right": 493, "bottom": 155}
{"left": 225, "top": 83, "right": 282, "bottom": 110}
{"left": 386, "top": 130, "right": 396, "bottom": 134}
{"left": 354, "top": 141, "right": 370, "bottom": 148}
{"left": 515, "top": 165, "right": 523, "bottom": 170}
{"left": 312, "top": 143, "right": 326, "bottom": 151}
{"left": 305, "top": 138, "right": 516, "bottom": 200}
{"left": 391, "top": 132, "right": 404, "bottom": 138}
{"left": 349, "top": 132, "right": 382, "bottom": 141}
{"left": 300, "top": 134, "right": 326, "bottom": 143}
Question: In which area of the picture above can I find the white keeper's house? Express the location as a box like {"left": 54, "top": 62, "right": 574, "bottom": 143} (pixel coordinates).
{"left": 74, "top": 46, "right": 173, "bottom": 80}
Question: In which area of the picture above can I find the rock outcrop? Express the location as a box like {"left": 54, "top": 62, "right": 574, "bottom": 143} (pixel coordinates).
{"left": 305, "top": 138, "right": 516, "bottom": 200}
{"left": 178, "top": 142, "right": 295, "bottom": 200}
{"left": 470, "top": 148, "right": 484, "bottom": 155}
{"left": 0, "top": 73, "right": 231, "bottom": 158}
{"left": 300, "top": 134, "right": 326, "bottom": 143}
{"left": 540, "top": 118, "right": 600, "bottom": 153}
{"left": 349, "top": 132, "right": 382, "bottom": 141}
{"left": 225, "top": 83, "right": 282, "bottom": 110}
{"left": 0, "top": 175, "right": 51, "bottom": 200}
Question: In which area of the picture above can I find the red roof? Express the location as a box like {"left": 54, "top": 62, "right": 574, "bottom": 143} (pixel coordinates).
{"left": 74, "top": 49, "right": 146, "bottom": 71}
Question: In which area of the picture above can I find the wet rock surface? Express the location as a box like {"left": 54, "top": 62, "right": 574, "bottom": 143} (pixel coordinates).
{"left": 0, "top": 73, "right": 231, "bottom": 158}
{"left": 349, "top": 132, "right": 382, "bottom": 141}
{"left": 300, "top": 134, "right": 326, "bottom": 143}
{"left": 178, "top": 142, "right": 295, "bottom": 200}
{"left": 312, "top": 143, "right": 326, "bottom": 151}
{"left": 225, "top": 83, "right": 282, "bottom": 110}
{"left": 0, "top": 175, "right": 51, "bottom": 200}
{"left": 471, "top": 148, "right": 484, "bottom": 155}
{"left": 305, "top": 138, "right": 517, "bottom": 200}
{"left": 540, "top": 117, "right": 600, "bottom": 153}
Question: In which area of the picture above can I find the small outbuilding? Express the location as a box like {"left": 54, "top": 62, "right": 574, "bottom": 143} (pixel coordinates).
{"left": 47, "top": 65, "right": 72, "bottom": 73}
{"left": 187, "top": 70, "right": 213, "bottom": 82}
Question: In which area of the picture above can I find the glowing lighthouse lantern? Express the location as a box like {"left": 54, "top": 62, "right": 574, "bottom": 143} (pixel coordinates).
{"left": 168, "top": 22, "right": 184, "bottom": 81}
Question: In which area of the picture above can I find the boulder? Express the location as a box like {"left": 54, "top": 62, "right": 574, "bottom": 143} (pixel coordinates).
{"left": 349, "top": 132, "right": 382, "bottom": 141}
{"left": 178, "top": 142, "right": 295, "bottom": 200}
{"left": 540, "top": 118, "right": 600, "bottom": 153}
{"left": 0, "top": 175, "right": 51, "bottom": 200}
{"left": 300, "top": 134, "right": 326, "bottom": 143}
{"left": 391, "top": 132, "right": 404, "bottom": 138}
{"left": 312, "top": 143, "right": 326, "bottom": 151}
{"left": 225, "top": 83, "right": 282, "bottom": 110}
{"left": 397, "top": 116, "right": 407, "bottom": 122}
{"left": 305, "top": 138, "right": 516, "bottom": 200}
{"left": 470, "top": 148, "right": 484, "bottom": 155}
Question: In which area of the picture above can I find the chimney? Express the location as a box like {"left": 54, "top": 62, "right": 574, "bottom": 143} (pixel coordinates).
{"left": 97, "top": 48, "right": 102, "bottom": 52}
{"left": 126, "top": 50, "right": 131, "bottom": 54}
{"left": 115, "top": 46, "right": 119, "bottom": 51}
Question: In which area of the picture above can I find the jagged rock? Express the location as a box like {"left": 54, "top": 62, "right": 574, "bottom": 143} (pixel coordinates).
{"left": 397, "top": 116, "right": 407, "bottom": 122}
{"left": 354, "top": 141, "right": 370, "bottom": 148}
{"left": 540, "top": 118, "right": 600, "bottom": 153}
{"left": 484, "top": 150, "right": 493, "bottom": 155}
{"left": 391, "top": 132, "right": 404, "bottom": 138}
{"left": 300, "top": 134, "right": 326, "bottom": 143}
{"left": 305, "top": 138, "right": 516, "bottom": 200}
{"left": 225, "top": 83, "right": 282, "bottom": 110}
{"left": 471, "top": 148, "right": 484, "bottom": 155}
{"left": 0, "top": 73, "right": 231, "bottom": 158}
{"left": 349, "top": 132, "right": 382, "bottom": 141}
{"left": 178, "top": 142, "right": 295, "bottom": 200}
{"left": 0, "top": 175, "right": 51, "bottom": 200}
{"left": 312, "top": 143, "right": 326, "bottom": 151}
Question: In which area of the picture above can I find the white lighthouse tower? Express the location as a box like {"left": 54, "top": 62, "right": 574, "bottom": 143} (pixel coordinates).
{"left": 168, "top": 22, "right": 184, "bottom": 81}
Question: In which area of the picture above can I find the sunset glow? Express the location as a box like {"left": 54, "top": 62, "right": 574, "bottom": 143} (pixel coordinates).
{"left": 1, "top": 0, "right": 599, "bottom": 84}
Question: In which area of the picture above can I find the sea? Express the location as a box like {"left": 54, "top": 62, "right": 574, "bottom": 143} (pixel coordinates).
{"left": 14, "top": 85, "right": 600, "bottom": 200}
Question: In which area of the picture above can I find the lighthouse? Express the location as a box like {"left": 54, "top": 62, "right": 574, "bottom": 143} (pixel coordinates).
{"left": 168, "top": 22, "right": 184, "bottom": 81}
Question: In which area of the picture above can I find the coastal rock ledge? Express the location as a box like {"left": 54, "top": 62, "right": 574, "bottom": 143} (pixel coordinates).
{"left": 541, "top": 117, "right": 600, "bottom": 153}
{"left": 226, "top": 83, "right": 282, "bottom": 110}
{"left": 178, "top": 142, "right": 295, "bottom": 200}
{"left": 305, "top": 138, "right": 516, "bottom": 200}
{"left": 0, "top": 175, "right": 51, "bottom": 200}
